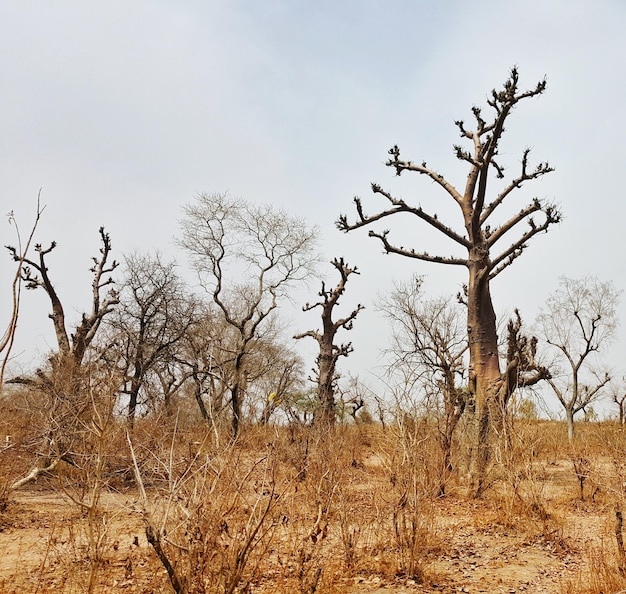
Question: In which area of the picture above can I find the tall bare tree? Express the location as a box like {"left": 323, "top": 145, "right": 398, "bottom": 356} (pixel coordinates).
{"left": 338, "top": 68, "right": 561, "bottom": 496}
{"left": 294, "top": 258, "right": 364, "bottom": 425}
{"left": 536, "top": 276, "right": 619, "bottom": 441}
{"left": 7, "top": 226, "right": 119, "bottom": 378}
{"left": 6, "top": 227, "right": 119, "bottom": 488}
{"left": 179, "top": 193, "right": 318, "bottom": 437}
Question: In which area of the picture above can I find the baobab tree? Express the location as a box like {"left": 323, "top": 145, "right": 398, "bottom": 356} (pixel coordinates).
{"left": 338, "top": 68, "right": 561, "bottom": 496}
{"left": 179, "top": 193, "right": 318, "bottom": 437}
{"left": 6, "top": 227, "right": 119, "bottom": 488}
{"left": 536, "top": 276, "right": 619, "bottom": 441}
{"left": 7, "top": 226, "right": 119, "bottom": 377}
{"left": 294, "top": 258, "right": 364, "bottom": 425}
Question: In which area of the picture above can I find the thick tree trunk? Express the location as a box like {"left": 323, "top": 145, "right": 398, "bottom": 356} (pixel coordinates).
{"left": 127, "top": 379, "right": 141, "bottom": 426}
{"left": 467, "top": 261, "right": 501, "bottom": 498}
{"left": 566, "top": 407, "right": 575, "bottom": 442}
{"left": 316, "top": 348, "right": 336, "bottom": 426}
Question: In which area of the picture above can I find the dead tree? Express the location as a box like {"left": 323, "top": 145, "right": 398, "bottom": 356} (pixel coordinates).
{"left": 338, "top": 68, "right": 560, "bottom": 496}
{"left": 1, "top": 195, "right": 45, "bottom": 389}
{"left": 6, "top": 227, "right": 119, "bottom": 488}
{"left": 294, "top": 258, "right": 364, "bottom": 425}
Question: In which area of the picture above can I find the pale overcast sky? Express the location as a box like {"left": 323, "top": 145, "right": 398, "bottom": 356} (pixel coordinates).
{"left": 2, "top": 1, "right": 625, "bottom": 410}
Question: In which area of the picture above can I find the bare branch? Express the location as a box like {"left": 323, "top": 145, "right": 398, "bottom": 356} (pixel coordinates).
{"left": 367, "top": 230, "right": 467, "bottom": 266}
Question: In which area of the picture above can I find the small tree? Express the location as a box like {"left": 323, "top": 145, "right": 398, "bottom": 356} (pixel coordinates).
{"left": 294, "top": 258, "right": 364, "bottom": 425}
{"left": 107, "top": 252, "right": 195, "bottom": 424}
{"left": 251, "top": 340, "right": 305, "bottom": 425}
{"left": 1, "top": 196, "right": 44, "bottom": 389}
{"left": 338, "top": 68, "right": 560, "bottom": 496}
{"left": 611, "top": 381, "right": 626, "bottom": 425}
{"left": 179, "top": 193, "right": 318, "bottom": 437}
{"left": 378, "top": 275, "right": 467, "bottom": 494}
{"left": 536, "top": 276, "right": 620, "bottom": 441}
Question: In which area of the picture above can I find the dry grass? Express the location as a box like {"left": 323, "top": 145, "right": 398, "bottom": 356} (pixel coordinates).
{"left": 0, "top": 415, "right": 626, "bottom": 592}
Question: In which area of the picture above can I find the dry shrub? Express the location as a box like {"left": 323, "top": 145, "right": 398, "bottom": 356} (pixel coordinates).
{"left": 365, "top": 419, "right": 445, "bottom": 584}
{"left": 559, "top": 544, "right": 626, "bottom": 594}
{"left": 270, "top": 425, "right": 362, "bottom": 592}
{"left": 132, "top": 428, "right": 287, "bottom": 594}
{"left": 490, "top": 416, "right": 566, "bottom": 546}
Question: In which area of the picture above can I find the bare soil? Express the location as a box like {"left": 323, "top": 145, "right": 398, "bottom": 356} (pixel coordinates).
{"left": 0, "top": 455, "right": 619, "bottom": 594}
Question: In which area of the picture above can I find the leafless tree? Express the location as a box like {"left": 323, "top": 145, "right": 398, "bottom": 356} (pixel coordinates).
{"left": 6, "top": 227, "right": 119, "bottom": 488}
{"left": 294, "top": 258, "right": 364, "bottom": 425}
{"left": 106, "top": 252, "right": 196, "bottom": 424}
{"left": 1, "top": 195, "right": 45, "bottom": 389}
{"left": 174, "top": 305, "right": 223, "bottom": 425}
{"left": 536, "top": 276, "right": 619, "bottom": 441}
{"left": 7, "top": 226, "right": 119, "bottom": 375}
{"left": 337, "top": 68, "right": 560, "bottom": 496}
{"left": 179, "top": 193, "right": 318, "bottom": 437}
{"left": 378, "top": 275, "right": 467, "bottom": 495}
{"left": 611, "top": 380, "right": 626, "bottom": 425}
{"left": 250, "top": 340, "right": 305, "bottom": 425}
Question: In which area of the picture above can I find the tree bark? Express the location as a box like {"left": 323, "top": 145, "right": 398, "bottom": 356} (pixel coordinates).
{"left": 467, "top": 258, "right": 501, "bottom": 498}
{"left": 566, "top": 407, "right": 575, "bottom": 442}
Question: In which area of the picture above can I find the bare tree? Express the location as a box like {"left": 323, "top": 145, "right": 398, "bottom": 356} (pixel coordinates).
{"left": 251, "top": 340, "right": 305, "bottom": 425}
{"left": 294, "top": 258, "right": 364, "bottom": 425}
{"left": 611, "top": 380, "right": 626, "bottom": 425}
{"left": 174, "top": 305, "right": 223, "bottom": 425}
{"left": 7, "top": 226, "right": 119, "bottom": 374}
{"left": 179, "top": 193, "right": 318, "bottom": 437}
{"left": 5, "top": 227, "right": 120, "bottom": 488}
{"left": 1, "top": 195, "right": 45, "bottom": 389}
{"left": 106, "top": 252, "right": 195, "bottom": 424}
{"left": 337, "top": 68, "right": 561, "bottom": 496}
{"left": 536, "top": 276, "right": 619, "bottom": 441}
{"left": 378, "top": 275, "right": 467, "bottom": 495}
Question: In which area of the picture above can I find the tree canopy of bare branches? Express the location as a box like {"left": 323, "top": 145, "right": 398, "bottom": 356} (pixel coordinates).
{"left": 536, "top": 276, "right": 620, "bottom": 441}
{"left": 106, "top": 252, "right": 196, "bottom": 424}
{"left": 294, "top": 258, "right": 364, "bottom": 425}
{"left": 179, "top": 193, "right": 319, "bottom": 437}
{"left": 338, "top": 68, "right": 560, "bottom": 496}
{"left": 378, "top": 275, "right": 467, "bottom": 494}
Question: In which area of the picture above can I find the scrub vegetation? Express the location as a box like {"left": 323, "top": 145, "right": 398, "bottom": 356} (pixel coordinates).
{"left": 2, "top": 69, "right": 624, "bottom": 593}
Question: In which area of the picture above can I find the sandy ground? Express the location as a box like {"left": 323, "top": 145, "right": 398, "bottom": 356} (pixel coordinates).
{"left": 0, "top": 458, "right": 618, "bottom": 594}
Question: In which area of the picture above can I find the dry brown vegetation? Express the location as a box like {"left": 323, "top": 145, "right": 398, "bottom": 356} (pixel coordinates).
{"left": 1, "top": 402, "right": 626, "bottom": 594}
